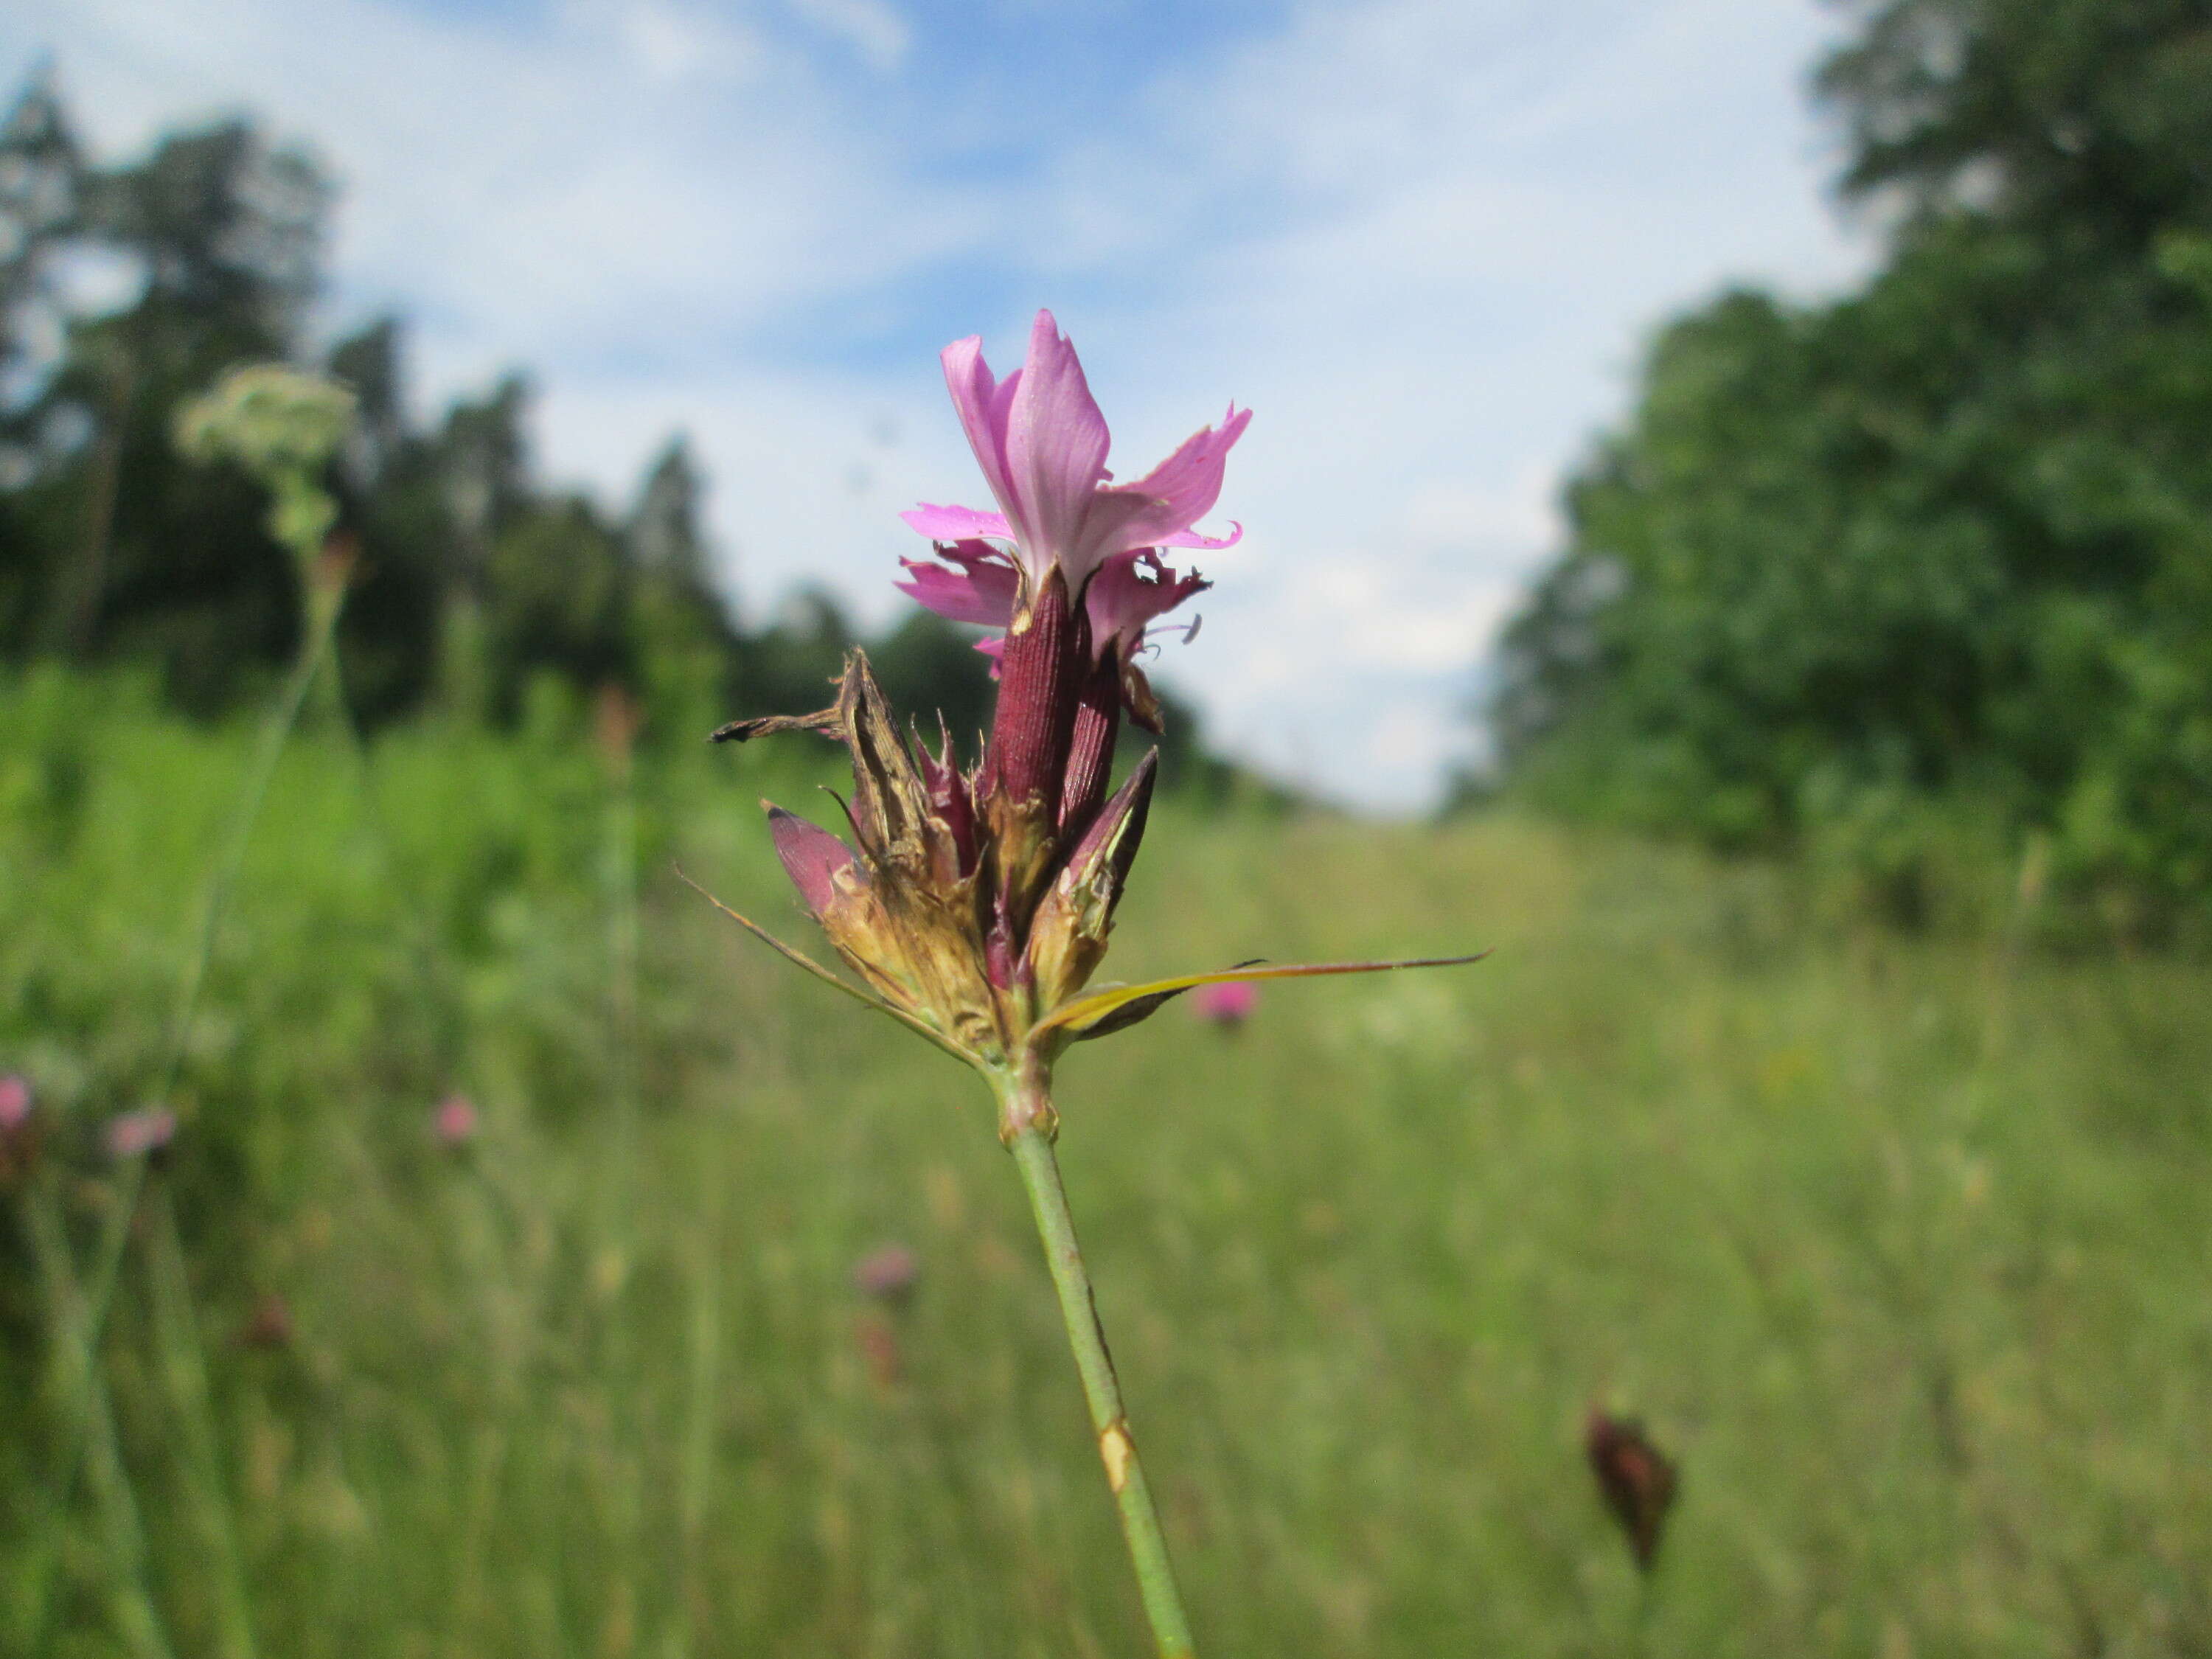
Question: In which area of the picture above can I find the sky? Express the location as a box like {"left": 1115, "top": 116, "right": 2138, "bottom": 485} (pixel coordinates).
{"left": 4, "top": 0, "right": 1875, "bottom": 810}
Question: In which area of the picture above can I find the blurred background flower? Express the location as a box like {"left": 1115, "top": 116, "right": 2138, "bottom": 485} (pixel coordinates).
{"left": 105, "top": 1107, "right": 175, "bottom": 1159}
{"left": 1189, "top": 978, "right": 1257, "bottom": 1031}
{"left": 431, "top": 1093, "right": 478, "bottom": 1147}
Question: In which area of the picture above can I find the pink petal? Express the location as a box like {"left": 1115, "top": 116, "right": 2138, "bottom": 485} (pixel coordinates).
{"left": 896, "top": 542, "right": 1020, "bottom": 628}
{"left": 899, "top": 503, "right": 1012, "bottom": 542}
{"left": 940, "top": 335, "right": 1015, "bottom": 510}
{"left": 768, "top": 807, "right": 858, "bottom": 916}
{"left": 939, "top": 333, "right": 1035, "bottom": 561}
{"left": 1003, "top": 310, "right": 1114, "bottom": 585}
{"left": 1085, "top": 551, "right": 1211, "bottom": 655}
{"left": 1094, "top": 403, "right": 1252, "bottom": 559}
{"left": 1158, "top": 519, "right": 1243, "bottom": 551}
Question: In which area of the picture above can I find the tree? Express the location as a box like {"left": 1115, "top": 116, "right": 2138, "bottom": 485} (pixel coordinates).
{"left": 1492, "top": 0, "right": 2212, "bottom": 933}
{"left": 1, "top": 103, "right": 330, "bottom": 703}
{"left": 0, "top": 67, "right": 83, "bottom": 402}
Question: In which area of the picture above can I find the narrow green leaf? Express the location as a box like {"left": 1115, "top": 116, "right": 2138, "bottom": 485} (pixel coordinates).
{"left": 675, "top": 868, "right": 977, "bottom": 1068}
{"left": 1035, "top": 951, "right": 1491, "bottom": 1042}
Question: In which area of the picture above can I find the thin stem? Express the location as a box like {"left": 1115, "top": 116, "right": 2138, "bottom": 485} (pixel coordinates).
{"left": 20, "top": 1179, "right": 173, "bottom": 1659}
{"left": 999, "top": 1065, "right": 1197, "bottom": 1659}
{"left": 85, "top": 581, "right": 346, "bottom": 1345}
{"left": 145, "top": 1182, "right": 260, "bottom": 1659}
{"left": 29, "top": 577, "right": 346, "bottom": 1646}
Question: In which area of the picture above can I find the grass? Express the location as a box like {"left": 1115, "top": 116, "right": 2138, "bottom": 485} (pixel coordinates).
{"left": 2, "top": 664, "right": 2208, "bottom": 1658}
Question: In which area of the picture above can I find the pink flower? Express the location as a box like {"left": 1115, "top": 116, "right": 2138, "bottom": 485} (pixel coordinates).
{"left": 106, "top": 1107, "right": 177, "bottom": 1159}
{"left": 0, "top": 1075, "right": 38, "bottom": 1183}
{"left": 852, "top": 1242, "right": 921, "bottom": 1304}
{"left": 433, "top": 1093, "right": 479, "bottom": 1147}
{"left": 900, "top": 310, "right": 1248, "bottom": 599}
{"left": 894, "top": 538, "right": 1020, "bottom": 630}
{"left": 1189, "top": 980, "right": 1258, "bottom": 1029}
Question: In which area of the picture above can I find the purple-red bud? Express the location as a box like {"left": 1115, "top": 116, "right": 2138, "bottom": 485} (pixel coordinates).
{"left": 1059, "top": 650, "right": 1124, "bottom": 840}
{"left": 984, "top": 568, "right": 1088, "bottom": 813}
{"left": 917, "top": 718, "right": 979, "bottom": 878}
{"left": 1586, "top": 1408, "right": 1678, "bottom": 1572}
{"left": 768, "top": 806, "right": 860, "bottom": 915}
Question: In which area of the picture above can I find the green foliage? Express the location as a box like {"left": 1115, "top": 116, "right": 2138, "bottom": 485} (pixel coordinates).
{"left": 1492, "top": 0, "right": 2212, "bottom": 938}
{"left": 4, "top": 669, "right": 2208, "bottom": 1655}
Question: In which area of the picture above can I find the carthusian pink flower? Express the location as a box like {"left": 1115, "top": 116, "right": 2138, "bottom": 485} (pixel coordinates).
{"left": 695, "top": 311, "right": 1482, "bottom": 1656}
{"left": 711, "top": 313, "right": 1249, "bottom": 1077}
{"left": 1189, "top": 979, "right": 1259, "bottom": 1029}
{"left": 897, "top": 310, "right": 1245, "bottom": 838}
{"left": 0, "top": 1075, "right": 29, "bottom": 1133}
{"left": 433, "top": 1093, "right": 479, "bottom": 1147}
{"left": 708, "top": 310, "right": 1475, "bottom": 1083}
{"left": 106, "top": 1107, "right": 177, "bottom": 1159}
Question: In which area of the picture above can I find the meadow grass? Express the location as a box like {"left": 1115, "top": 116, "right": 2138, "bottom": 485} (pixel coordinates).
{"left": 2, "top": 667, "right": 2208, "bottom": 1658}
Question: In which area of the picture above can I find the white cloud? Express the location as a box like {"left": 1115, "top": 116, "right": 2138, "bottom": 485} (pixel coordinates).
{"left": 599, "top": 0, "right": 766, "bottom": 84}
{"left": 785, "top": 0, "right": 910, "bottom": 73}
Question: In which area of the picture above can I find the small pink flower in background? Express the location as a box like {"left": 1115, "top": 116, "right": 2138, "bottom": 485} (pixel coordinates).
{"left": 1190, "top": 980, "right": 1259, "bottom": 1030}
{"left": 1, "top": 1074, "right": 39, "bottom": 1183}
{"left": 433, "top": 1093, "right": 479, "bottom": 1147}
{"left": 0, "top": 1075, "right": 29, "bottom": 1133}
{"left": 852, "top": 1242, "right": 921, "bottom": 1306}
{"left": 236, "top": 1292, "right": 293, "bottom": 1352}
{"left": 852, "top": 1244, "right": 919, "bottom": 1394}
{"left": 106, "top": 1107, "right": 176, "bottom": 1159}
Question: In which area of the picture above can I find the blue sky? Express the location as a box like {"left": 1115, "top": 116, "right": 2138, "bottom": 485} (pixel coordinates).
{"left": 5, "top": 0, "right": 1872, "bottom": 808}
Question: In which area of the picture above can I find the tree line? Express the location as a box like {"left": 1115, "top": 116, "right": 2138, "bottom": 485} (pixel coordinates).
{"left": 1490, "top": 0, "right": 2212, "bottom": 937}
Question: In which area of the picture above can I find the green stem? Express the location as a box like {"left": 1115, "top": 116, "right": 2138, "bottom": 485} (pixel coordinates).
{"left": 999, "top": 1065, "right": 1197, "bottom": 1659}
{"left": 20, "top": 1178, "right": 173, "bottom": 1659}
{"left": 29, "top": 577, "right": 346, "bottom": 1646}
{"left": 145, "top": 1183, "right": 260, "bottom": 1659}
{"left": 85, "top": 580, "right": 345, "bottom": 1342}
